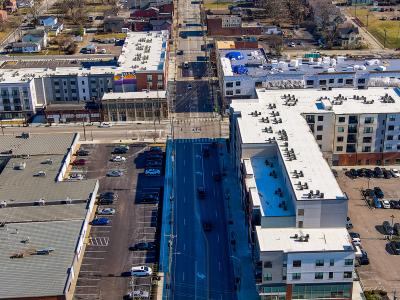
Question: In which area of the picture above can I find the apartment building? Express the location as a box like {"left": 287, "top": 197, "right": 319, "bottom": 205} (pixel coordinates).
{"left": 0, "top": 30, "right": 169, "bottom": 122}
{"left": 225, "top": 87, "right": 400, "bottom": 299}
{"left": 216, "top": 42, "right": 400, "bottom": 106}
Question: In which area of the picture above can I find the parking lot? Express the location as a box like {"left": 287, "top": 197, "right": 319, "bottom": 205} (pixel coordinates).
{"left": 336, "top": 169, "right": 400, "bottom": 292}
{"left": 70, "top": 143, "right": 165, "bottom": 300}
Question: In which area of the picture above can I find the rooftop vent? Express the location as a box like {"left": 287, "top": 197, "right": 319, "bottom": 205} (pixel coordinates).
{"left": 14, "top": 162, "right": 26, "bottom": 170}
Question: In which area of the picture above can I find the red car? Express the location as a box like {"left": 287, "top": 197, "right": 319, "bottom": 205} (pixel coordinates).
{"left": 72, "top": 159, "right": 86, "bottom": 166}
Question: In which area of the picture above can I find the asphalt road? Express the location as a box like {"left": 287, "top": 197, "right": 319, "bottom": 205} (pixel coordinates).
{"left": 175, "top": 80, "right": 213, "bottom": 113}
{"left": 72, "top": 144, "right": 163, "bottom": 299}
{"left": 171, "top": 139, "right": 235, "bottom": 300}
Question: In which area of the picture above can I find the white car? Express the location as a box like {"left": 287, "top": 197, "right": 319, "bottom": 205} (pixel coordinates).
{"left": 391, "top": 168, "right": 400, "bottom": 178}
{"left": 99, "top": 122, "right": 112, "bottom": 128}
{"left": 98, "top": 208, "right": 116, "bottom": 215}
{"left": 382, "top": 199, "right": 391, "bottom": 209}
{"left": 111, "top": 156, "right": 126, "bottom": 162}
{"left": 145, "top": 168, "right": 161, "bottom": 176}
{"left": 107, "top": 170, "right": 123, "bottom": 177}
{"left": 99, "top": 48, "right": 107, "bottom": 54}
{"left": 69, "top": 173, "right": 84, "bottom": 180}
{"left": 130, "top": 265, "right": 152, "bottom": 277}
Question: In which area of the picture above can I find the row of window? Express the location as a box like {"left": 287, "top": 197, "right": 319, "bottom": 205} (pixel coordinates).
{"left": 306, "top": 78, "right": 362, "bottom": 86}
{"left": 226, "top": 89, "right": 241, "bottom": 96}
{"left": 226, "top": 81, "right": 241, "bottom": 88}
{"left": 263, "top": 271, "right": 352, "bottom": 282}
{"left": 264, "top": 259, "right": 353, "bottom": 269}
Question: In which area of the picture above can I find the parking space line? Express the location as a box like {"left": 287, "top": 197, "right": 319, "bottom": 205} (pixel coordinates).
{"left": 76, "top": 286, "right": 98, "bottom": 288}
{"left": 85, "top": 250, "right": 107, "bottom": 253}
{"left": 84, "top": 257, "right": 105, "bottom": 260}
{"left": 79, "top": 271, "right": 100, "bottom": 273}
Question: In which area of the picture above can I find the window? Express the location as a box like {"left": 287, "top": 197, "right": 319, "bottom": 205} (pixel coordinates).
{"left": 298, "top": 221, "right": 303, "bottom": 228}
{"left": 298, "top": 209, "right": 304, "bottom": 216}
{"left": 315, "top": 259, "right": 324, "bottom": 267}
{"left": 386, "top": 145, "right": 393, "bottom": 151}
{"left": 147, "top": 75, "right": 152, "bottom": 82}
{"left": 82, "top": 80, "right": 85, "bottom": 85}
{"left": 343, "top": 272, "right": 352, "bottom": 279}
{"left": 236, "top": 81, "right": 241, "bottom": 86}
{"left": 317, "top": 125, "right": 323, "bottom": 131}
{"left": 358, "top": 78, "right": 366, "bottom": 84}
{"left": 264, "top": 273, "right": 272, "bottom": 281}
{"left": 388, "top": 125, "right": 394, "bottom": 131}
{"left": 345, "top": 79, "right": 353, "bottom": 85}
{"left": 330, "top": 259, "right": 335, "bottom": 266}
{"left": 63, "top": 81, "right": 67, "bottom": 86}
{"left": 306, "top": 115, "right": 315, "bottom": 123}
{"left": 317, "top": 116, "right": 324, "bottom": 121}
{"left": 315, "top": 272, "right": 324, "bottom": 279}
{"left": 336, "top": 146, "right": 343, "bottom": 152}
{"left": 387, "top": 135, "right": 393, "bottom": 141}
{"left": 349, "top": 115, "right": 358, "bottom": 124}
{"left": 226, "top": 82, "right": 233, "bottom": 88}
{"left": 338, "top": 116, "right": 345, "bottom": 123}
{"left": 292, "top": 273, "right": 301, "bottom": 280}
{"left": 344, "top": 259, "right": 353, "bottom": 266}
{"left": 226, "top": 91, "right": 233, "bottom": 96}
{"left": 293, "top": 260, "right": 301, "bottom": 267}
{"left": 319, "top": 80, "right": 327, "bottom": 85}
{"left": 306, "top": 80, "right": 314, "bottom": 86}
{"left": 337, "top": 127, "right": 344, "bottom": 133}
{"left": 329, "top": 272, "right": 334, "bottom": 279}
{"left": 329, "top": 79, "right": 334, "bottom": 84}
{"left": 338, "top": 78, "right": 343, "bottom": 83}
{"left": 158, "top": 74, "right": 163, "bottom": 81}
{"left": 346, "top": 144, "right": 356, "bottom": 153}
{"left": 316, "top": 135, "right": 322, "bottom": 140}
{"left": 293, "top": 283, "right": 352, "bottom": 299}
{"left": 362, "top": 146, "right": 371, "bottom": 152}
{"left": 235, "top": 89, "right": 241, "bottom": 94}
{"left": 264, "top": 261, "right": 272, "bottom": 268}
{"left": 71, "top": 81, "right": 76, "bottom": 85}
{"left": 363, "top": 137, "right": 372, "bottom": 143}
{"left": 364, "top": 117, "right": 374, "bottom": 124}
{"left": 337, "top": 136, "right": 344, "bottom": 142}
{"left": 364, "top": 127, "right": 373, "bottom": 134}
{"left": 83, "top": 89, "right": 86, "bottom": 93}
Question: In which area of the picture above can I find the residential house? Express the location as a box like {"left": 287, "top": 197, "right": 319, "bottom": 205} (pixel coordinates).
{"left": 3, "top": 0, "right": 17, "bottom": 13}
{"left": 38, "top": 16, "right": 64, "bottom": 35}
{"left": 149, "top": 19, "right": 171, "bottom": 31}
{"left": 104, "top": 16, "right": 126, "bottom": 33}
{"left": 22, "top": 29, "right": 48, "bottom": 48}
{"left": 0, "top": 10, "right": 8, "bottom": 22}
{"left": 131, "top": 7, "right": 160, "bottom": 18}
{"left": 264, "top": 25, "right": 282, "bottom": 35}
{"left": 12, "top": 42, "right": 41, "bottom": 53}
{"left": 337, "top": 25, "right": 361, "bottom": 47}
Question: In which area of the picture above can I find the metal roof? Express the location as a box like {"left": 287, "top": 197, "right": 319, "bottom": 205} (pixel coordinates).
{"left": 0, "top": 220, "right": 83, "bottom": 298}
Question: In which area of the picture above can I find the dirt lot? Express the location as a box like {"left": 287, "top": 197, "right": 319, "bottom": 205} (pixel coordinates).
{"left": 69, "top": 143, "right": 165, "bottom": 299}
{"left": 336, "top": 170, "right": 400, "bottom": 292}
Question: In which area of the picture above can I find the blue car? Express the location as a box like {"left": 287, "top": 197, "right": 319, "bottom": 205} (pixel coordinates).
{"left": 373, "top": 197, "right": 382, "bottom": 208}
{"left": 91, "top": 217, "right": 110, "bottom": 226}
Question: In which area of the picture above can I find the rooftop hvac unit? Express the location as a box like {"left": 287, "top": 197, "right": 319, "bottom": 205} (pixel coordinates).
{"left": 0, "top": 201, "right": 6, "bottom": 208}
{"left": 35, "top": 198, "right": 45, "bottom": 206}
{"left": 64, "top": 197, "right": 72, "bottom": 204}
{"left": 14, "top": 162, "right": 26, "bottom": 170}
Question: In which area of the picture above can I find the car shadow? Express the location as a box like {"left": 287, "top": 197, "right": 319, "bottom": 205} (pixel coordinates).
{"left": 375, "top": 225, "right": 386, "bottom": 235}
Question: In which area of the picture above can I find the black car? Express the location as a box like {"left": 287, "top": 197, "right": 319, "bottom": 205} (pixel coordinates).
{"left": 364, "top": 169, "right": 374, "bottom": 178}
{"left": 357, "top": 169, "right": 366, "bottom": 177}
{"left": 112, "top": 147, "right": 127, "bottom": 154}
{"left": 345, "top": 169, "right": 357, "bottom": 179}
{"left": 374, "top": 167, "right": 384, "bottom": 178}
{"left": 147, "top": 152, "right": 163, "bottom": 159}
{"left": 141, "top": 193, "right": 159, "bottom": 203}
{"left": 389, "top": 241, "right": 400, "bottom": 255}
{"left": 383, "top": 221, "right": 394, "bottom": 235}
{"left": 349, "top": 232, "right": 360, "bottom": 239}
{"left": 146, "top": 159, "right": 163, "bottom": 167}
{"left": 393, "top": 223, "right": 400, "bottom": 235}
{"left": 129, "top": 242, "right": 156, "bottom": 251}
{"left": 76, "top": 149, "right": 89, "bottom": 156}
{"left": 373, "top": 187, "right": 384, "bottom": 198}
{"left": 363, "top": 189, "right": 375, "bottom": 198}
{"left": 382, "top": 168, "right": 392, "bottom": 179}
{"left": 390, "top": 200, "right": 400, "bottom": 209}
{"left": 358, "top": 250, "right": 369, "bottom": 265}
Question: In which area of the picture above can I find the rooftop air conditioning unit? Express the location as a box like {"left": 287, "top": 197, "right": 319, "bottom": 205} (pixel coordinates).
{"left": 0, "top": 201, "right": 7, "bottom": 208}
{"left": 35, "top": 198, "right": 45, "bottom": 206}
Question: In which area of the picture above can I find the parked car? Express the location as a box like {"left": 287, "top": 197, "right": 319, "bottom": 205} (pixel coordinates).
{"left": 146, "top": 159, "right": 162, "bottom": 167}
{"left": 149, "top": 146, "right": 162, "bottom": 153}
{"left": 141, "top": 193, "right": 159, "bottom": 203}
{"left": 130, "top": 265, "right": 152, "bottom": 277}
{"left": 107, "top": 170, "right": 123, "bottom": 177}
{"left": 91, "top": 217, "right": 110, "bottom": 225}
{"left": 374, "top": 197, "right": 382, "bottom": 208}
{"left": 72, "top": 159, "right": 86, "bottom": 166}
{"left": 99, "top": 122, "right": 112, "bottom": 128}
{"left": 373, "top": 187, "right": 384, "bottom": 198}
{"left": 389, "top": 241, "right": 400, "bottom": 255}
{"left": 76, "top": 149, "right": 89, "bottom": 156}
{"left": 381, "top": 199, "right": 391, "bottom": 209}
{"left": 391, "top": 168, "right": 400, "bottom": 178}
{"left": 364, "top": 169, "right": 374, "bottom": 178}
{"left": 147, "top": 153, "right": 163, "bottom": 160}
{"left": 358, "top": 250, "right": 369, "bottom": 265}
{"left": 145, "top": 168, "right": 161, "bottom": 176}
{"left": 111, "top": 156, "right": 126, "bottom": 162}
{"left": 346, "top": 217, "right": 353, "bottom": 229}
{"left": 100, "top": 191, "right": 117, "bottom": 200}
{"left": 390, "top": 200, "right": 400, "bottom": 209}
{"left": 112, "top": 147, "right": 128, "bottom": 154}
{"left": 382, "top": 168, "right": 392, "bottom": 179}
{"left": 69, "top": 173, "right": 84, "bottom": 180}
{"left": 374, "top": 167, "right": 384, "bottom": 178}
{"left": 119, "top": 144, "right": 130, "bottom": 151}
{"left": 357, "top": 168, "right": 366, "bottom": 177}
{"left": 129, "top": 242, "right": 156, "bottom": 251}
{"left": 97, "top": 208, "right": 116, "bottom": 215}
{"left": 99, "top": 198, "right": 114, "bottom": 205}
{"left": 393, "top": 223, "right": 400, "bottom": 235}
{"left": 363, "top": 189, "right": 374, "bottom": 198}
{"left": 349, "top": 232, "right": 360, "bottom": 239}
{"left": 383, "top": 221, "right": 394, "bottom": 235}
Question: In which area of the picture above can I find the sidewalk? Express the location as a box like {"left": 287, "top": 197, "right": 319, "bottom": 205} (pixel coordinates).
{"left": 219, "top": 141, "right": 259, "bottom": 300}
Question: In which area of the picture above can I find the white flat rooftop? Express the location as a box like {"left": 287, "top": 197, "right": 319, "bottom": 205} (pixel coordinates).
{"left": 102, "top": 90, "right": 166, "bottom": 100}
{"left": 256, "top": 226, "right": 353, "bottom": 253}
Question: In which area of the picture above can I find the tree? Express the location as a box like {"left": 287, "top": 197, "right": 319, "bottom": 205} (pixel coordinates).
{"left": 28, "top": 0, "right": 43, "bottom": 24}
{"left": 268, "top": 35, "right": 283, "bottom": 55}
{"left": 259, "top": 0, "right": 286, "bottom": 23}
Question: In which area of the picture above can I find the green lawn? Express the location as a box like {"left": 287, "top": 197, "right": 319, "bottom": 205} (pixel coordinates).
{"left": 346, "top": 7, "right": 400, "bottom": 49}
{"left": 94, "top": 33, "right": 127, "bottom": 40}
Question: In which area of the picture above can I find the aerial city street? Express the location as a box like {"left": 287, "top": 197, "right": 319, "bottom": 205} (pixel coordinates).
{"left": 0, "top": 0, "right": 400, "bottom": 299}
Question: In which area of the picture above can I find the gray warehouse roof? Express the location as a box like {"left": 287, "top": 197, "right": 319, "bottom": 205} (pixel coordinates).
{"left": 0, "top": 220, "right": 82, "bottom": 298}
{"left": 0, "top": 133, "right": 77, "bottom": 156}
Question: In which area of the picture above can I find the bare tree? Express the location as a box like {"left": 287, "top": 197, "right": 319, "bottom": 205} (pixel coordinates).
{"left": 28, "top": 0, "right": 43, "bottom": 24}
{"left": 268, "top": 35, "right": 283, "bottom": 55}
{"left": 286, "top": 0, "right": 308, "bottom": 25}
{"left": 260, "top": 0, "right": 286, "bottom": 23}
